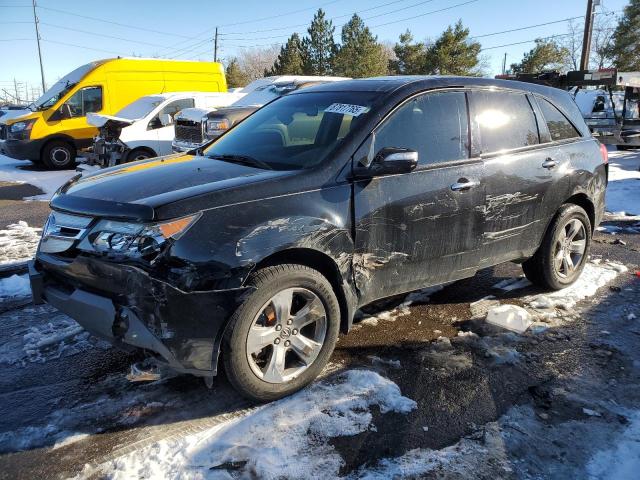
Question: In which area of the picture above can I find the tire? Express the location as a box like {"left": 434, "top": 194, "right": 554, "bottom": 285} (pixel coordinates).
{"left": 522, "top": 204, "right": 592, "bottom": 290}
{"left": 223, "top": 264, "right": 340, "bottom": 402}
{"left": 41, "top": 140, "right": 76, "bottom": 170}
{"left": 126, "top": 148, "right": 155, "bottom": 163}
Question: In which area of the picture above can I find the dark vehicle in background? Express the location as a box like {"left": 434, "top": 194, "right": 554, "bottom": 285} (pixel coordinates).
{"left": 30, "top": 76, "right": 608, "bottom": 401}
{"left": 172, "top": 75, "right": 348, "bottom": 153}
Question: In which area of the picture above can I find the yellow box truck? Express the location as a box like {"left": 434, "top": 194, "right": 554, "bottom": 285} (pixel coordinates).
{"left": 1, "top": 58, "right": 227, "bottom": 169}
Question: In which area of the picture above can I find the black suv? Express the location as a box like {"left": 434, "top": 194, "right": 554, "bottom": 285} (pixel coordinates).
{"left": 30, "top": 76, "right": 608, "bottom": 401}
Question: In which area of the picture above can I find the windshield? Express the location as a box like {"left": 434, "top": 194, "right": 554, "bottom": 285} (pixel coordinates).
{"left": 115, "top": 96, "right": 165, "bottom": 120}
{"left": 204, "top": 91, "right": 376, "bottom": 170}
{"left": 32, "top": 61, "right": 100, "bottom": 111}
{"left": 233, "top": 83, "right": 299, "bottom": 107}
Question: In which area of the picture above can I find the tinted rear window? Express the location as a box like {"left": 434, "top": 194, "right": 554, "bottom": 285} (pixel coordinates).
{"left": 473, "top": 90, "right": 539, "bottom": 153}
{"left": 538, "top": 98, "right": 581, "bottom": 141}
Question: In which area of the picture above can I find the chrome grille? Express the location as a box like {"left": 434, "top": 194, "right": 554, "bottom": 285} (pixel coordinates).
{"left": 40, "top": 212, "right": 93, "bottom": 254}
{"left": 175, "top": 120, "right": 203, "bottom": 144}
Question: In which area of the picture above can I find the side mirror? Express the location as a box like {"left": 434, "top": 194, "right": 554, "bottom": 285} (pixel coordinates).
{"left": 361, "top": 147, "right": 418, "bottom": 177}
{"left": 159, "top": 113, "right": 173, "bottom": 126}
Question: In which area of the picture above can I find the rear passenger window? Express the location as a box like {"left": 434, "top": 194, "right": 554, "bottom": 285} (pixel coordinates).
{"left": 374, "top": 91, "right": 469, "bottom": 166}
{"left": 538, "top": 98, "right": 581, "bottom": 141}
{"left": 473, "top": 91, "right": 539, "bottom": 153}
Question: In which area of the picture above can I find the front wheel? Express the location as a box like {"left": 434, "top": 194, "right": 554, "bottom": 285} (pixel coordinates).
{"left": 523, "top": 204, "right": 591, "bottom": 290}
{"left": 41, "top": 140, "right": 76, "bottom": 169}
{"left": 223, "top": 264, "right": 340, "bottom": 402}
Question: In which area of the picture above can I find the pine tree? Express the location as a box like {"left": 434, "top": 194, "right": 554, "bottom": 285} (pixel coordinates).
{"left": 423, "top": 20, "right": 481, "bottom": 75}
{"left": 333, "top": 14, "right": 388, "bottom": 78}
{"left": 302, "top": 9, "right": 337, "bottom": 75}
{"left": 225, "top": 58, "right": 249, "bottom": 88}
{"left": 268, "top": 33, "right": 306, "bottom": 75}
{"left": 509, "top": 39, "right": 569, "bottom": 74}
{"left": 607, "top": 0, "right": 640, "bottom": 70}
{"left": 390, "top": 30, "right": 427, "bottom": 75}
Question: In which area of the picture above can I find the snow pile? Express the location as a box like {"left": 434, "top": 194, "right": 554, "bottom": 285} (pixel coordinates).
{"left": 0, "top": 274, "right": 30, "bottom": 299}
{"left": 486, "top": 304, "right": 532, "bottom": 333}
{"left": 0, "top": 221, "right": 42, "bottom": 264}
{"left": 596, "top": 223, "right": 640, "bottom": 235}
{"left": 104, "top": 370, "right": 416, "bottom": 480}
{"left": 587, "top": 410, "right": 640, "bottom": 479}
{"left": 0, "top": 306, "right": 102, "bottom": 366}
{"left": 0, "top": 153, "right": 75, "bottom": 200}
{"left": 605, "top": 148, "right": 640, "bottom": 217}
{"left": 492, "top": 277, "right": 532, "bottom": 292}
{"left": 526, "top": 261, "right": 627, "bottom": 313}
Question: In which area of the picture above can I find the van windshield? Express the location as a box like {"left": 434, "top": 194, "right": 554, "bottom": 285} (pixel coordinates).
{"left": 115, "top": 96, "right": 165, "bottom": 120}
{"left": 204, "top": 91, "right": 376, "bottom": 170}
{"left": 31, "top": 61, "right": 100, "bottom": 111}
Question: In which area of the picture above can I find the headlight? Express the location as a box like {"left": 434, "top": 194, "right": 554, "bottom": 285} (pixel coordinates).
{"left": 205, "top": 118, "right": 230, "bottom": 135}
{"left": 9, "top": 119, "right": 36, "bottom": 139}
{"left": 81, "top": 213, "right": 201, "bottom": 260}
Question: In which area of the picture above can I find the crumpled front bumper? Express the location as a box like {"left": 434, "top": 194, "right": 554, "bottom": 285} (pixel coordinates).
{"left": 29, "top": 255, "right": 253, "bottom": 376}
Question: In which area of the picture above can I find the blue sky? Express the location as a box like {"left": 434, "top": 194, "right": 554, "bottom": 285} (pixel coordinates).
{"left": 0, "top": 0, "right": 630, "bottom": 100}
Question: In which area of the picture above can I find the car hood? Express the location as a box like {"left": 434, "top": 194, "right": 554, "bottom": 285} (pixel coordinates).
{"left": 87, "top": 112, "right": 136, "bottom": 128}
{"left": 53, "top": 154, "right": 296, "bottom": 221}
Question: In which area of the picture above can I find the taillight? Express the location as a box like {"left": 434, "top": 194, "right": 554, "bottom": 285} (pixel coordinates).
{"left": 599, "top": 143, "right": 608, "bottom": 164}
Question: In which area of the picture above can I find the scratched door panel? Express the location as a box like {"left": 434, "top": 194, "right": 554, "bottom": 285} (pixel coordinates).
{"left": 480, "top": 144, "right": 558, "bottom": 265}
{"left": 353, "top": 161, "right": 485, "bottom": 305}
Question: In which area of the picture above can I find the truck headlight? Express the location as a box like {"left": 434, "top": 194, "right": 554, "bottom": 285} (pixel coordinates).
{"left": 83, "top": 213, "right": 201, "bottom": 260}
{"left": 205, "top": 118, "right": 230, "bottom": 136}
{"left": 9, "top": 119, "right": 36, "bottom": 139}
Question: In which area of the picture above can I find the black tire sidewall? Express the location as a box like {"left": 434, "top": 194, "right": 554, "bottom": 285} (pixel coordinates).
{"left": 42, "top": 140, "right": 76, "bottom": 170}
{"left": 126, "top": 148, "right": 153, "bottom": 163}
{"left": 223, "top": 265, "right": 340, "bottom": 402}
{"left": 540, "top": 205, "right": 592, "bottom": 289}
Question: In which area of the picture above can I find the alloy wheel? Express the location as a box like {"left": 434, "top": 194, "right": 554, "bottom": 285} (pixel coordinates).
{"left": 50, "top": 147, "right": 71, "bottom": 167}
{"left": 553, "top": 218, "right": 587, "bottom": 278}
{"left": 246, "top": 287, "right": 327, "bottom": 384}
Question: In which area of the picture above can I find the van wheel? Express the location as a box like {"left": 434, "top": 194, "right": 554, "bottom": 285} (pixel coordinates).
{"left": 41, "top": 140, "right": 76, "bottom": 169}
{"left": 223, "top": 264, "right": 340, "bottom": 402}
{"left": 522, "top": 204, "right": 591, "bottom": 290}
{"left": 126, "top": 148, "right": 155, "bottom": 163}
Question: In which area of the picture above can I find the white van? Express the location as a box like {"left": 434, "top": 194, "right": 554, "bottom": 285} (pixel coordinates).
{"left": 84, "top": 91, "right": 245, "bottom": 167}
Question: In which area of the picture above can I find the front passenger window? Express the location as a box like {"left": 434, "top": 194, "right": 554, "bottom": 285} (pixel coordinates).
{"left": 62, "top": 86, "right": 102, "bottom": 118}
{"left": 374, "top": 91, "right": 469, "bottom": 166}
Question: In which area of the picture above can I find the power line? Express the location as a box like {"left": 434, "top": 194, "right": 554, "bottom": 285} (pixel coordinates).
{"left": 39, "top": 22, "right": 172, "bottom": 48}
{"left": 35, "top": 5, "right": 194, "bottom": 39}
{"left": 41, "top": 38, "right": 125, "bottom": 55}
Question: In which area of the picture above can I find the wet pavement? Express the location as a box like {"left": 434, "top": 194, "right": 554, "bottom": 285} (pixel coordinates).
{"left": 0, "top": 219, "right": 637, "bottom": 479}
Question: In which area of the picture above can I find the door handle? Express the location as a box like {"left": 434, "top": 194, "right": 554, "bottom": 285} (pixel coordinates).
{"left": 451, "top": 179, "right": 478, "bottom": 191}
{"left": 542, "top": 158, "right": 557, "bottom": 169}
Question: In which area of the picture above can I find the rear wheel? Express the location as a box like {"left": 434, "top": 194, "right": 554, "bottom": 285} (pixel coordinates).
{"left": 223, "top": 264, "right": 340, "bottom": 402}
{"left": 523, "top": 204, "right": 591, "bottom": 290}
{"left": 41, "top": 140, "right": 76, "bottom": 169}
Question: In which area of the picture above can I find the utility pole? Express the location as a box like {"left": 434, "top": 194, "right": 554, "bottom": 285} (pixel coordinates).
{"left": 502, "top": 52, "right": 507, "bottom": 75}
{"left": 580, "top": 0, "right": 599, "bottom": 70}
{"left": 13, "top": 79, "right": 20, "bottom": 104}
{"left": 214, "top": 27, "right": 219, "bottom": 62}
{"left": 32, "top": 0, "right": 46, "bottom": 92}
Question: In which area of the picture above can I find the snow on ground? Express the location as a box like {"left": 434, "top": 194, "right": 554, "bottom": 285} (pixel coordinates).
{"left": 0, "top": 273, "right": 30, "bottom": 299}
{"left": 606, "top": 148, "right": 640, "bottom": 217}
{"left": 525, "top": 261, "right": 627, "bottom": 319}
{"left": 96, "top": 370, "right": 416, "bottom": 480}
{"left": 587, "top": 410, "right": 640, "bottom": 480}
{"left": 0, "top": 304, "right": 104, "bottom": 367}
{"left": 0, "top": 221, "right": 42, "bottom": 264}
{"left": 0, "top": 153, "right": 75, "bottom": 200}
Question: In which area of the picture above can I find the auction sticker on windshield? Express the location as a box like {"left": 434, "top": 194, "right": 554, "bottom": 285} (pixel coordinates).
{"left": 325, "top": 103, "right": 370, "bottom": 117}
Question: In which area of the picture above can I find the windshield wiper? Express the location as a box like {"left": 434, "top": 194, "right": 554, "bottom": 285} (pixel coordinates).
{"left": 209, "top": 154, "right": 274, "bottom": 170}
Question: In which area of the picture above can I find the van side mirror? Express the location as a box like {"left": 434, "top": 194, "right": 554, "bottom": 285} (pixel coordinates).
{"left": 357, "top": 147, "right": 418, "bottom": 178}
